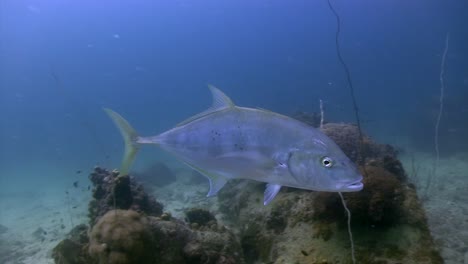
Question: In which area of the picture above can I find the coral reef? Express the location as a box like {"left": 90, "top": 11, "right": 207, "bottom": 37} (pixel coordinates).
{"left": 313, "top": 165, "right": 404, "bottom": 226}
{"left": 183, "top": 225, "right": 243, "bottom": 264}
{"left": 88, "top": 167, "right": 163, "bottom": 225}
{"left": 185, "top": 208, "right": 216, "bottom": 226}
{"left": 52, "top": 224, "right": 91, "bottom": 264}
{"left": 54, "top": 167, "right": 244, "bottom": 264}
{"left": 217, "top": 180, "right": 259, "bottom": 218}
{"left": 52, "top": 121, "right": 441, "bottom": 264}
{"left": 87, "top": 209, "right": 243, "bottom": 264}
{"left": 133, "top": 162, "right": 177, "bottom": 187}
{"left": 265, "top": 199, "right": 292, "bottom": 234}
{"left": 240, "top": 222, "right": 274, "bottom": 263}
{"left": 88, "top": 210, "right": 155, "bottom": 264}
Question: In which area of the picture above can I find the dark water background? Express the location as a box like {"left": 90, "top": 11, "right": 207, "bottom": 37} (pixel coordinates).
{"left": 1, "top": 0, "right": 467, "bottom": 186}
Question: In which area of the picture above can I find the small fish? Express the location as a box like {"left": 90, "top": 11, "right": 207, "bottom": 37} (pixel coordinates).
{"left": 76, "top": 170, "right": 82, "bottom": 174}
{"left": 105, "top": 86, "right": 363, "bottom": 205}
{"left": 72, "top": 181, "right": 78, "bottom": 188}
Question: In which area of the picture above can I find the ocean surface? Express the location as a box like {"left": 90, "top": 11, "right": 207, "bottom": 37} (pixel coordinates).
{"left": 1, "top": 0, "right": 467, "bottom": 263}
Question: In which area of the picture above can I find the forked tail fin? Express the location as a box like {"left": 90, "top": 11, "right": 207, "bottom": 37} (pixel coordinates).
{"left": 103, "top": 108, "right": 140, "bottom": 175}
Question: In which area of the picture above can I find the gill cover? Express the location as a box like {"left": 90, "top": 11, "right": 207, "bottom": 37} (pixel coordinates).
{"left": 287, "top": 151, "right": 313, "bottom": 183}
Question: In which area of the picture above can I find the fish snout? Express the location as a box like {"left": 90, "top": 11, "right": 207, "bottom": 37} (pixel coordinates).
{"left": 339, "top": 160, "right": 363, "bottom": 192}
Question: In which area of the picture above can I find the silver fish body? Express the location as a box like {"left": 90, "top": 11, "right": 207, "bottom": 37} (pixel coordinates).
{"left": 105, "top": 86, "right": 363, "bottom": 205}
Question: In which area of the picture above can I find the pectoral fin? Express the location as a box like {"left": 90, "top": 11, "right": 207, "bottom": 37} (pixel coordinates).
{"left": 264, "top": 183, "right": 282, "bottom": 205}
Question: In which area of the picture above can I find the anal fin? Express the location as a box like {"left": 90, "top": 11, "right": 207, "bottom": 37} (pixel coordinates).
{"left": 182, "top": 162, "right": 228, "bottom": 197}
{"left": 207, "top": 176, "right": 228, "bottom": 197}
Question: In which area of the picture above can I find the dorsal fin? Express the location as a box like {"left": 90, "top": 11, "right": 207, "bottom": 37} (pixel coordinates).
{"left": 208, "top": 84, "right": 235, "bottom": 109}
{"left": 176, "top": 85, "right": 235, "bottom": 126}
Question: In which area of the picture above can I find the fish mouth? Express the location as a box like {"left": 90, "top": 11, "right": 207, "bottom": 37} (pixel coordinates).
{"left": 342, "top": 180, "right": 364, "bottom": 192}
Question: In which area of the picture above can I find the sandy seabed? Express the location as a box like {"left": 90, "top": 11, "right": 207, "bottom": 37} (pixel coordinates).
{"left": 400, "top": 152, "right": 468, "bottom": 264}
{"left": 0, "top": 167, "right": 90, "bottom": 264}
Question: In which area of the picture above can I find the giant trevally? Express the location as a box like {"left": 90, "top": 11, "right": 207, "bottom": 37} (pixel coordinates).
{"left": 105, "top": 86, "right": 363, "bottom": 205}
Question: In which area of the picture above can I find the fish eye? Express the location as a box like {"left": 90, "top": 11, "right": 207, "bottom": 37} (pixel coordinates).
{"left": 321, "top": 156, "right": 333, "bottom": 168}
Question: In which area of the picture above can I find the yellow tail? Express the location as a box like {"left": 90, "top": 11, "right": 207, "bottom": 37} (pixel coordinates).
{"left": 103, "top": 108, "right": 140, "bottom": 175}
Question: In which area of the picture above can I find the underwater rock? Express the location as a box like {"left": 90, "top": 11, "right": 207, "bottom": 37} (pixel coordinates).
{"left": 88, "top": 167, "right": 163, "bottom": 225}
{"left": 133, "top": 162, "right": 176, "bottom": 187}
{"left": 185, "top": 208, "right": 216, "bottom": 226}
{"left": 52, "top": 224, "right": 91, "bottom": 264}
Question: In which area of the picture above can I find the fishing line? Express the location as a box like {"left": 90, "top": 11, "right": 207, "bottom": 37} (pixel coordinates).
{"left": 427, "top": 33, "right": 449, "bottom": 195}
{"left": 326, "top": 1, "right": 364, "bottom": 263}
{"left": 326, "top": 0, "right": 364, "bottom": 155}
{"left": 339, "top": 192, "right": 356, "bottom": 263}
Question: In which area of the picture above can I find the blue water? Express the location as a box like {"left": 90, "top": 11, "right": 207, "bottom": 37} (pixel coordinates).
{"left": 0, "top": 0, "right": 467, "bottom": 262}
